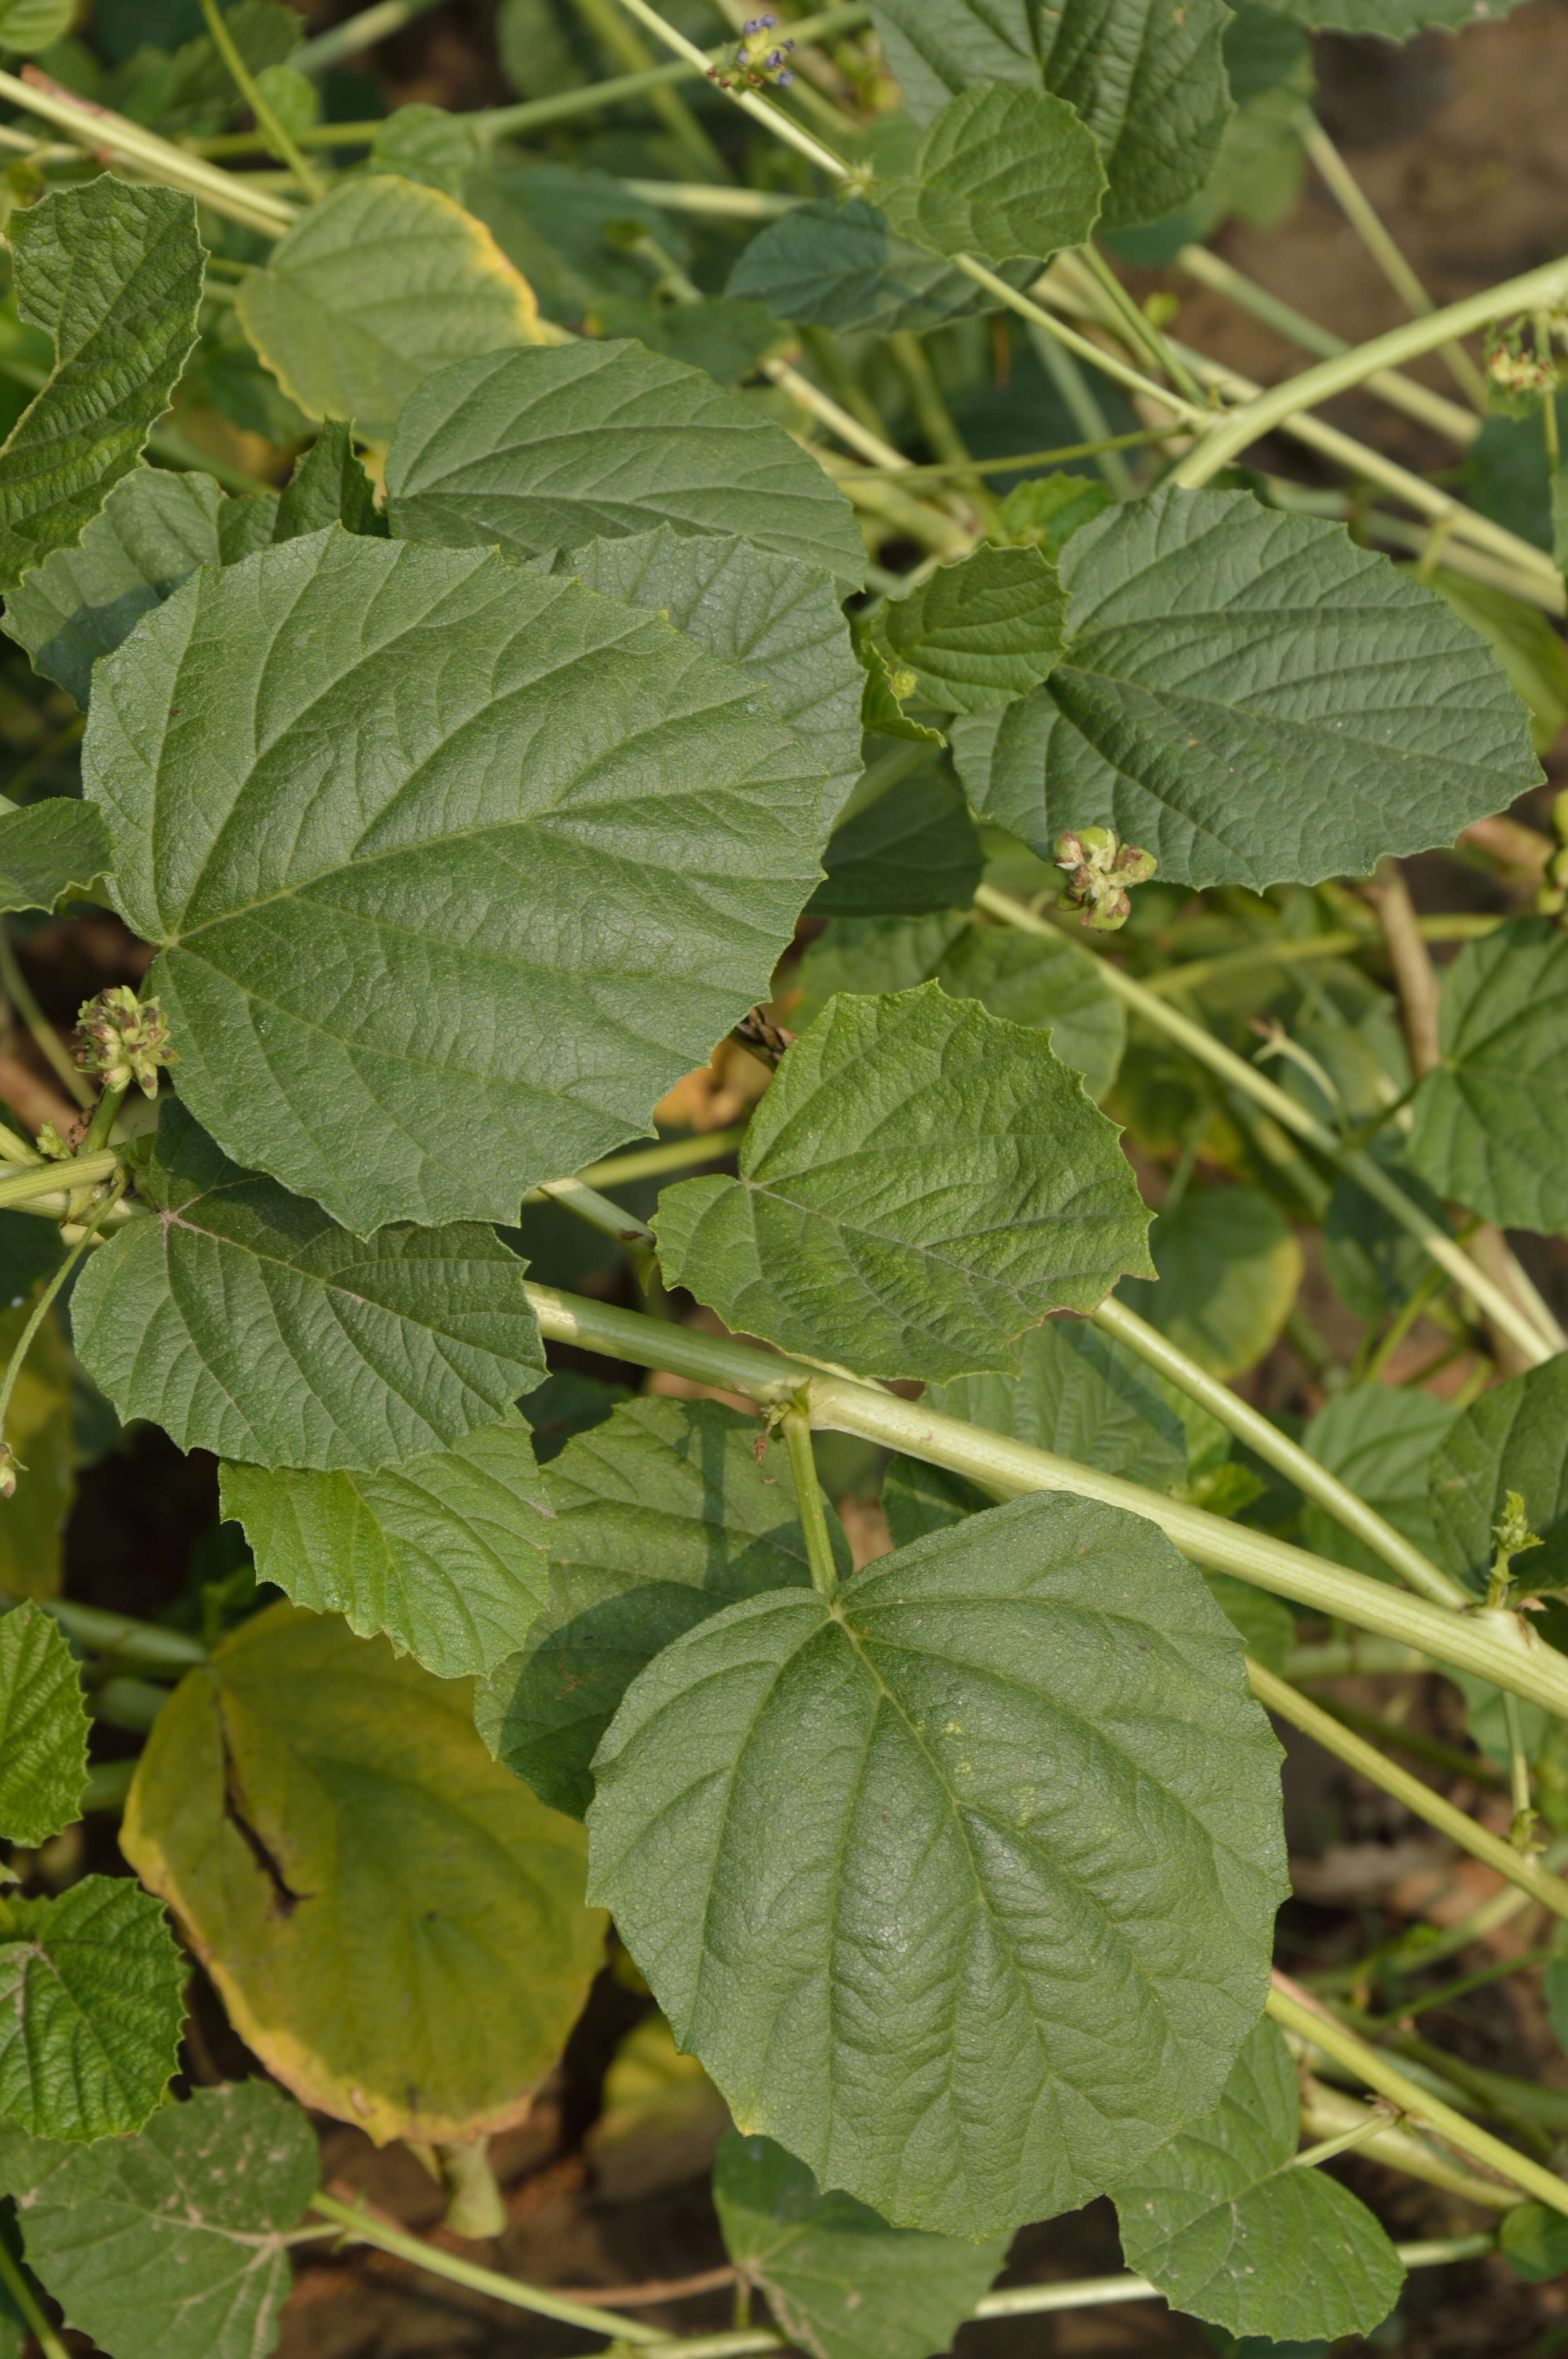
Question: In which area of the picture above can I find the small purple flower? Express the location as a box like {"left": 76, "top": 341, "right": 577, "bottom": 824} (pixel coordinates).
{"left": 776, "top": 66, "right": 793, "bottom": 81}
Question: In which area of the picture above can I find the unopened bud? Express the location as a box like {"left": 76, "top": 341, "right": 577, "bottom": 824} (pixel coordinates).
{"left": 73, "top": 987, "right": 176, "bottom": 1099}
{"left": 1053, "top": 826, "right": 1156, "bottom": 932}
{"left": 0, "top": 1443, "right": 18, "bottom": 1500}
{"left": 34, "top": 1123, "right": 71, "bottom": 1161}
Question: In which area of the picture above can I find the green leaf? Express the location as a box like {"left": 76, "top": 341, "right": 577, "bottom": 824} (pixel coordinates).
{"left": 219, "top": 1412, "right": 552, "bottom": 1681}
{"left": 715, "top": 2131, "right": 1009, "bottom": 2359}
{"left": 588, "top": 1491, "right": 1285, "bottom": 2237}
{"left": 0, "top": 1877, "right": 184, "bottom": 2141}
{"left": 1428, "top": 1356, "right": 1568, "bottom": 1598}
{"left": 875, "top": 84, "right": 1105, "bottom": 265}
{"left": 931, "top": 1313, "right": 1188, "bottom": 1488}
{"left": 1321, "top": 1156, "right": 1448, "bottom": 1324}
{"left": 869, "top": 545, "right": 1068, "bottom": 714}
{"left": 1117, "top": 1188, "right": 1303, "bottom": 1380}
{"left": 70, "top": 1102, "right": 545, "bottom": 1472}
{"left": 83, "top": 529, "right": 830, "bottom": 1233}
{"left": 1203, "top": 1575, "right": 1294, "bottom": 1677}
{"left": 1463, "top": 401, "right": 1568, "bottom": 557}
{"left": 0, "top": 1293, "right": 74, "bottom": 1603}
{"left": 949, "top": 487, "right": 1541, "bottom": 891}
{"left": 369, "top": 103, "right": 479, "bottom": 202}
{"left": 548, "top": 524, "right": 863, "bottom": 827}
{"left": 122, "top": 1601, "right": 606, "bottom": 2145}
{"left": 1301, "top": 1385, "right": 1459, "bottom": 1585}
{"left": 1430, "top": 571, "right": 1568, "bottom": 759}
{"left": 795, "top": 911, "right": 1124, "bottom": 1099}
{"left": 726, "top": 199, "right": 1040, "bottom": 337}
{"left": 0, "top": 798, "right": 109, "bottom": 913}
{"left": 1111, "top": 2019, "right": 1403, "bottom": 2343}
{"left": 520, "top": 1369, "right": 630, "bottom": 1463}
{"left": 236, "top": 176, "right": 544, "bottom": 443}
{"left": 1251, "top": 0, "right": 1526, "bottom": 33}
{"left": 858, "top": 642, "right": 947, "bottom": 748}
{"left": 3, "top": 469, "right": 253, "bottom": 711}
{"left": 468, "top": 160, "right": 688, "bottom": 326}
{"left": 655, "top": 984, "right": 1152, "bottom": 1383}
{"left": 385, "top": 340, "right": 865, "bottom": 587}
{"left": 0, "top": 0, "right": 76, "bottom": 54}
{"left": 811, "top": 761, "right": 982, "bottom": 918}
{"left": 1406, "top": 916, "right": 1568, "bottom": 1234}
{"left": 0, "top": 2079, "right": 317, "bottom": 2359}
{"left": 271, "top": 420, "right": 386, "bottom": 545}
{"left": 0, "top": 1606, "right": 87, "bottom": 1848}
{"left": 475, "top": 1399, "right": 838, "bottom": 1819}
{"left": 1499, "top": 2200, "right": 1568, "bottom": 2284}
{"left": 993, "top": 472, "right": 1111, "bottom": 558}
{"left": 0, "top": 179, "right": 204, "bottom": 594}
{"left": 879, "top": 1456, "right": 989, "bottom": 1546}
{"left": 869, "top": 0, "right": 1233, "bottom": 231}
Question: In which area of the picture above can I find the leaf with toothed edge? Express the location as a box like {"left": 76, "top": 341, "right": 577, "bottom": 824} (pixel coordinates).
{"left": 0, "top": 1606, "right": 88, "bottom": 1848}
{"left": 0, "top": 1878, "right": 185, "bottom": 2143}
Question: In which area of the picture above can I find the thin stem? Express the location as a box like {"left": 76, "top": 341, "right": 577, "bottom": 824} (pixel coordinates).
{"left": 0, "top": 927, "right": 92, "bottom": 1109}
{"left": 974, "top": 886, "right": 1558, "bottom": 1366}
{"left": 1299, "top": 114, "right": 1489, "bottom": 410}
{"left": 1503, "top": 1689, "right": 1537, "bottom": 1846}
{"left": 886, "top": 328, "right": 990, "bottom": 512}
{"left": 1173, "top": 249, "right": 1568, "bottom": 487}
{"left": 310, "top": 2193, "right": 671, "bottom": 2340}
{"left": 292, "top": 0, "right": 447, "bottom": 72}
{"left": 607, "top": 0, "right": 849, "bottom": 177}
{"left": 1145, "top": 915, "right": 1499, "bottom": 1000}
{"left": 1303, "top": 1690, "right": 1505, "bottom": 1792}
{"left": 198, "top": 0, "right": 325, "bottom": 198}
{"left": 1363, "top": 1258, "right": 1455, "bottom": 1383}
{"left": 0, "top": 2234, "right": 69, "bottom": 2359}
{"left": 531, "top": 1129, "right": 748, "bottom": 1194}
{"left": 782, "top": 1407, "right": 839, "bottom": 1600}
{"left": 1075, "top": 241, "right": 1203, "bottom": 403}
{"left": 0, "top": 1177, "right": 125, "bottom": 1470}
{"left": 524, "top": 1284, "right": 1568, "bottom": 1718}
{"left": 844, "top": 427, "right": 1175, "bottom": 483}
{"left": 1175, "top": 242, "right": 1479, "bottom": 445}
{"left": 1365, "top": 1948, "right": 1553, "bottom": 2029}
{"left": 1291, "top": 2110, "right": 1396, "bottom": 2170}
{"left": 569, "top": 0, "right": 729, "bottom": 180}
{"left": 619, "top": 180, "right": 797, "bottom": 217}
{"left": 1094, "top": 1298, "right": 1468, "bottom": 1608}
{"left": 1299, "top": 2078, "right": 1517, "bottom": 2208}
{"left": 1247, "top": 1661, "right": 1568, "bottom": 1928}
{"left": 535, "top": 1175, "right": 656, "bottom": 1250}
{"left": 0, "top": 69, "right": 296, "bottom": 236}
{"left": 1018, "top": 323, "right": 1139, "bottom": 497}
{"left": 1269, "top": 1979, "right": 1568, "bottom": 2215}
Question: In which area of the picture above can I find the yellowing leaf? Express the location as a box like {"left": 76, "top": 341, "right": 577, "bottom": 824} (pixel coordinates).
{"left": 122, "top": 1602, "right": 606, "bottom": 2145}
{"left": 238, "top": 176, "right": 548, "bottom": 442}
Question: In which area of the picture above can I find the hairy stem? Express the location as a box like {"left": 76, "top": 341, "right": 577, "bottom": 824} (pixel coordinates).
{"left": 524, "top": 1285, "right": 1568, "bottom": 1717}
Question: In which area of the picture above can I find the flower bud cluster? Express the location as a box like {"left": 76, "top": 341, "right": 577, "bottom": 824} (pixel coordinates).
{"left": 1053, "top": 826, "right": 1156, "bottom": 932}
{"left": 73, "top": 986, "right": 177, "bottom": 1098}
{"left": 708, "top": 15, "right": 795, "bottom": 89}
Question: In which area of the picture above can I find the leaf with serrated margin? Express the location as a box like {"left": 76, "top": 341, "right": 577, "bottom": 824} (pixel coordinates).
{"left": 715, "top": 2131, "right": 1009, "bottom": 2359}
{"left": 0, "top": 1607, "right": 87, "bottom": 1847}
{"left": 935, "top": 1315, "right": 1188, "bottom": 1487}
{"left": 0, "top": 179, "right": 204, "bottom": 594}
{"left": 655, "top": 984, "right": 1151, "bottom": 1383}
{"left": 1428, "top": 1356, "right": 1568, "bottom": 1599}
{"left": 870, "top": 545, "right": 1068, "bottom": 714}
{"left": 1118, "top": 1189, "right": 1302, "bottom": 1380}
{"left": 69, "top": 1101, "right": 544, "bottom": 1472}
{"left": 2, "top": 469, "right": 279, "bottom": 712}
{"left": 588, "top": 1490, "right": 1285, "bottom": 2237}
{"left": 869, "top": 0, "right": 1232, "bottom": 231}
{"left": 1301, "top": 1385, "right": 1458, "bottom": 1585}
{"left": 83, "top": 530, "right": 829, "bottom": 1233}
{"left": 0, "top": 1878, "right": 183, "bottom": 2141}
{"left": 385, "top": 340, "right": 864, "bottom": 588}
{"left": 795, "top": 911, "right": 1124, "bottom": 1099}
{"left": 0, "top": 798, "right": 108, "bottom": 913}
{"left": 220, "top": 1412, "right": 552, "bottom": 1681}
{"left": 476, "top": 1399, "right": 842, "bottom": 1819}
{"left": 1406, "top": 916, "right": 1568, "bottom": 1234}
{"left": 237, "top": 176, "right": 544, "bottom": 443}
{"left": 1111, "top": 2019, "right": 1403, "bottom": 2343}
{"left": 1252, "top": 0, "right": 1526, "bottom": 33}
{"left": 122, "top": 1602, "right": 605, "bottom": 2145}
{"left": 950, "top": 487, "right": 1541, "bottom": 892}
{"left": 550, "top": 525, "right": 862, "bottom": 829}
{"left": 811, "top": 761, "right": 981, "bottom": 918}
{"left": 726, "top": 199, "right": 1040, "bottom": 336}
{"left": 0, "top": 2079, "right": 316, "bottom": 2359}
{"left": 875, "top": 84, "right": 1105, "bottom": 264}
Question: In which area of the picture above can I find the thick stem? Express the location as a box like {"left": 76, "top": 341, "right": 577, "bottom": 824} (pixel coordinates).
{"left": 1268, "top": 1979, "right": 1568, "bottom": 2219}
{"left": 526, "top": 1129, "right": 748, "bottom": 1197}
{"left": 782, "top": 1407, "right": 839, "bottom": 1600}
{"left": 524, "top": 1285, "right": 1568, "bottom": 1717}
{"left": 1094, "top": 1297, "right": 1468, "bottom": 1608}
{"left": 0, "top": 69, "right": 295, "bottom": 235}
{"left": 974, "top": 886, "right": 1557, "bottom": 1366}
{"left": 1248, "top": 1660, "right": 1568, "bottom": 1926}
{"left": 436, "top": 2139, "right": 508, "bottom": 2239}
{"left": 37, "top": 1599, "right": 205, "bottom": 1673}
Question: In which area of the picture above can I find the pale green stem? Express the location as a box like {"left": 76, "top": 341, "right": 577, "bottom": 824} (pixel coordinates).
{"left": 0, "top": 1126, "right": 39, "bottom": 1169}
{"left": 0, "top": 2234, "right": 69, "bottom": 2359}
{"left": 619, "top": 180, "right": 799, "bottom": 217}
{"left": 1175, "top": 242, "right": 1479, "bottom": 445}
{"left": 435, "top": 2139, "right": 507, "bottom": 2239}
{"left": 0, "top": 927, "right": 92, "bottom": 1109}
{"left": 199, "top": 0, "right": 325, "bottom": 198}
{"left": 782, "top": 1406, "right": 839, "bottom": 1600}
{"left": 37, "top": 1599, "right": 205, "bottom": 1673}
{"left": 569, "top": 0, "right": 729, "bottom": 180}
{"left": 0, "top": 1178, "right": 125, "bottom": 1447}
{"left": 1073, "top": 242, "right": 1204, "bottom": 404}
{"left": 535, "top": 1174, "right": 656, "bottom": 1250}
{"left": 886, "top": 328, "right": 990, "bottom": 513}
{"left": 974, "top": 886, "right": 1558, "bottom": 1366}
{"left": 1269, "top": 1980, "right": 1568, "bottom": 2218}
{"left": 527, "top": 1127, "right": 748, "bottom": 1196}
{"left": 1145, "top": 915, "right": 1498, "bottom": 1000}
{"left": 90, "top": 1676, "right": 170, "bottom": 1735}
{"left": 293, "top": 0, "right": 446, "bottom": 71}
{"left": 1368, "top": 514, "right": 1564, "bottom": 613}
{"left": 1248, "top": 1659, "right": 1568, "bottom": 1927}
{"left": 0, "top": 68, "right": 296, "bottom": 236}
{"left": 846, "top": 427, "right": 1175, "bottom": 483}
{"left": 764, "top": 354, "right": 907, "bottom": 470}
{"left": 1502, "top": 1689, "right": 1536, "bottom": 1842}
{"left": 1096, "top": 1298, "right": 1468, "bottom": 1607}
{"left": 1299, "top": 114, "right": 1489, "bottom": 411}
{"left": 310, "top": 2193, "right": 670, "bottom": 2339}
{"left": 1173, "top": 249, "right": 1568, "bottom": 488}
{"left": 607, "top": 0, "right": 848, "bottom": 176}
{"left": 524, "top": 1284, "right": 1568, "bottom": 1717}
{"left": 1290, "top": 2110, "right": 1396, "bottom": 2170}
{"left": 1299, "top": 2080, "right": 1517, "bottom": 2210}
{"left": 1019, "top": 318, "right": 1139, "bottom": 497}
